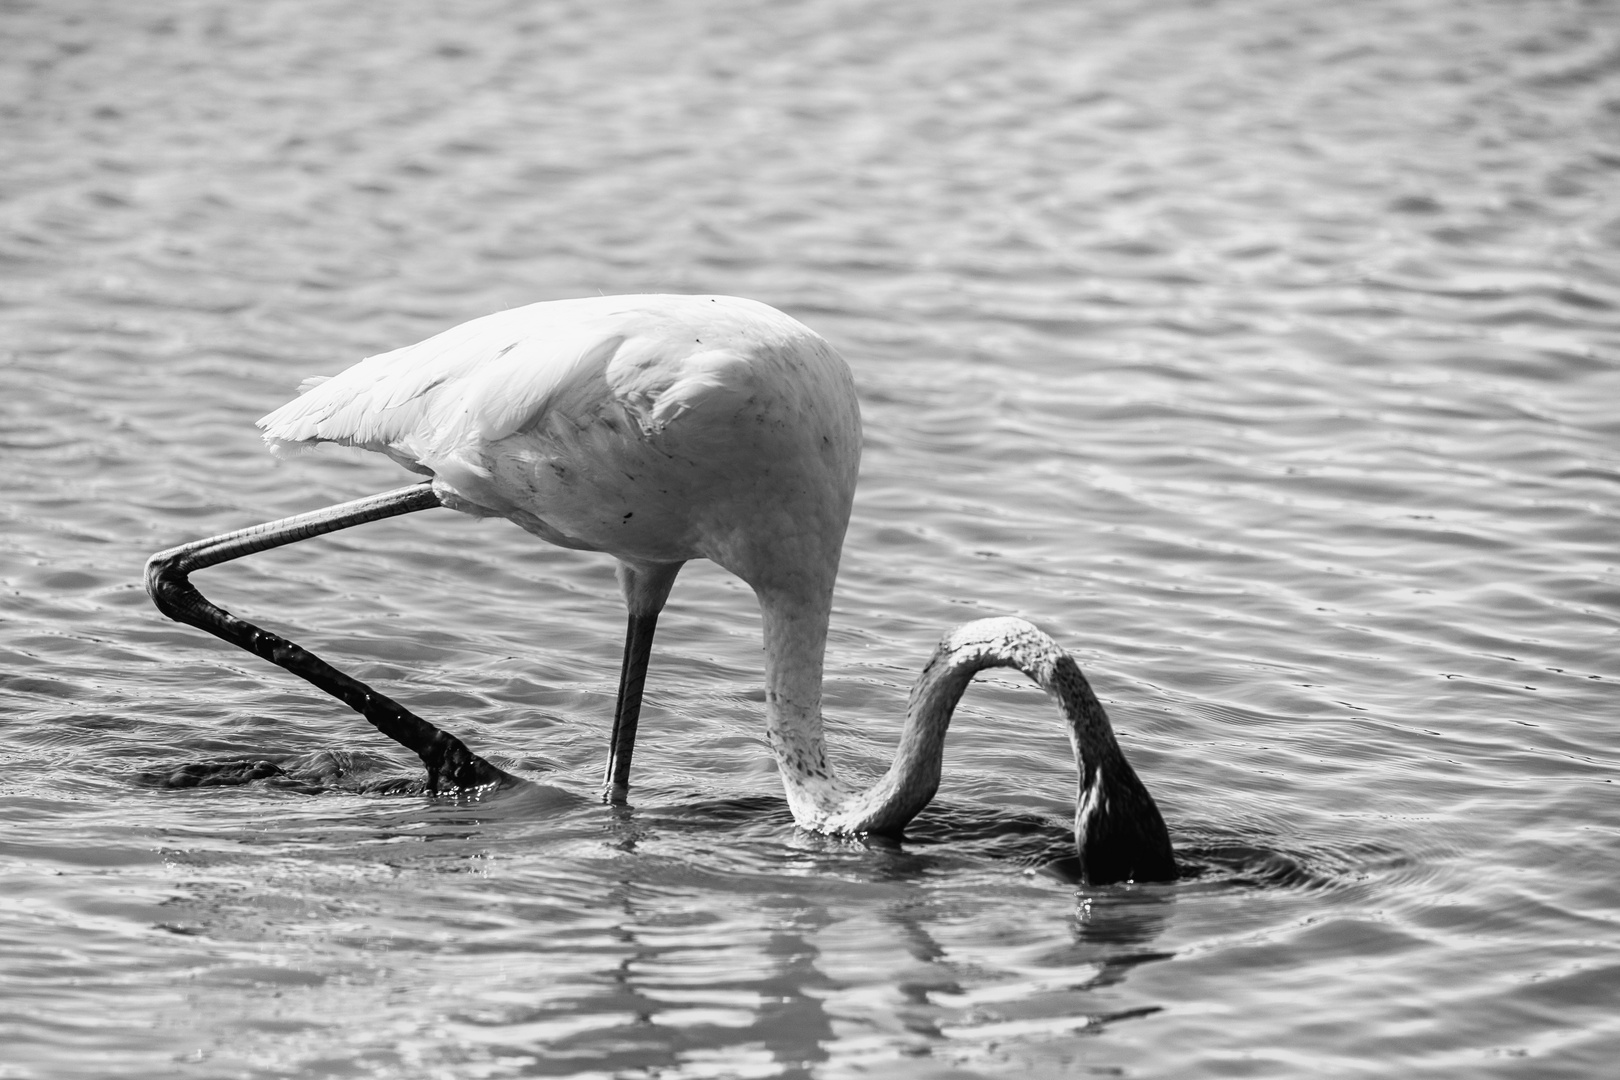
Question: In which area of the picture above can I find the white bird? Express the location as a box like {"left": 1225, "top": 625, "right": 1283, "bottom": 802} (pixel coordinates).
{"left": 146, "top": 294, "right": 1176, "bottom": 884}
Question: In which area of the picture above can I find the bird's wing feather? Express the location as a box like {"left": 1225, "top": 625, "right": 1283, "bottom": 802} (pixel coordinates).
{"left": 258, "top": 294, "right": 810, "bottom": 489}
{"left": 257, "top": 301, "right": 636, "bottom": 464}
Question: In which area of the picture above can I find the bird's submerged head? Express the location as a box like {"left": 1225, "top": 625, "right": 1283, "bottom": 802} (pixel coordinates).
{"left": 929, "top": 619, "right": 1180, "bottom": 886}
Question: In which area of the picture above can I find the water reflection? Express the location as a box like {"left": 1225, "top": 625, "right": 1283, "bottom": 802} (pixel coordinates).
{"left": 440, "top": 802, "right": 1187, "bottom": 1072}
{"left": 514, "top": 873, "right": 843, "bottom": 1074}
{"left": 1072, "top": 891, "right": 1174, "bottom": 955}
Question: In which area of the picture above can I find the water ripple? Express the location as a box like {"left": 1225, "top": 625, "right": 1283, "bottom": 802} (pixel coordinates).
{"left": 3, "top": 0, "right": 1619, "bottom": 1075}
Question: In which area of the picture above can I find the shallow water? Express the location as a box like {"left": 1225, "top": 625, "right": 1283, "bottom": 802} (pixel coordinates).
{"left": 3, "top": 0, "right": 1618, "bottom": 1076}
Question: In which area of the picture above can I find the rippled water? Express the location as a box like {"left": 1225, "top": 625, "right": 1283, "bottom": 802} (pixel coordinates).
{"left": 4, "top": 0, "right": 1618, "bottom": 1076}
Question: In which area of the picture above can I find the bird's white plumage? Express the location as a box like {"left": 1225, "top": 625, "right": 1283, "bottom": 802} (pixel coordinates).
{"left": 254, "top": 292, "right": 868, "bottom": 820}
{"left": 258, "top": 294, "right": 861, "bottom": 573}
{"left": 262, "top": 294, "right": 803, "bottom": 475}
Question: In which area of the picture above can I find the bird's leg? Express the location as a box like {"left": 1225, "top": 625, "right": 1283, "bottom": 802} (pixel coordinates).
{"left": 145, "top": 481, "right": 519, "bottom": 794}
{"left": 603, "top": 610, "right": 658, "bottom": 804}
{"left": 604, "top": 561, "right": 682, "bottom": 804}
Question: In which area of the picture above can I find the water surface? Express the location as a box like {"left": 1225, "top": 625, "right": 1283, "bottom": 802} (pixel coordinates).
{"left": 2, "top": 0, "right": 1617, "bottom": 1076}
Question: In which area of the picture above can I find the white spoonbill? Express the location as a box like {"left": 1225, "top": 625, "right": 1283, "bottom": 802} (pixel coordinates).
{"left": 146, "top": 293, "right": 1177, "bottom": 885}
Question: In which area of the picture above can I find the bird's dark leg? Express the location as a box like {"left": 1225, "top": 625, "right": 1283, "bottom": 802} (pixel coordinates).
{"left": 144, "top": 481, "right": 519, "bottom": 794}
{"left": 604, "top": 609, "right": 659, "bottom": 804}
{"left": 603, "top": 561, "right": 682, "bottom": 804}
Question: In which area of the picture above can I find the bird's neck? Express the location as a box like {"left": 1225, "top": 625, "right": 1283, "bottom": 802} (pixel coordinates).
{"left": 757, "top": 585, "right": 860, "bottom": 822}
{"left": 759, "top": 613, "right": 1178, "bottom": 884}
{"left": 755, "top": 587, "right": 1001, "bottom": 833}
{"left": 755, "top": 591, "right": 1014, "bottom": 832}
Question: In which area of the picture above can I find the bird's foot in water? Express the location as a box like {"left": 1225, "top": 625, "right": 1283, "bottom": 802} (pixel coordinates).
{"left": 138, "top": 757, "right": 288, "bottom": 788}
{"left": 135, "top": 749, "right": 426, "bottom": 794}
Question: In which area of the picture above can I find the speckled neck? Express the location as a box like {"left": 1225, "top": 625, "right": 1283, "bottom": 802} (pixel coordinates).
{"left": 756, "top": 585, "right": 862, "bottom": 823}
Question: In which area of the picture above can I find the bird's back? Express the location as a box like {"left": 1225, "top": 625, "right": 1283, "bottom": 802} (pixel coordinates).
{"left": 258, "top": 294, "right": 862, "bottom": 582}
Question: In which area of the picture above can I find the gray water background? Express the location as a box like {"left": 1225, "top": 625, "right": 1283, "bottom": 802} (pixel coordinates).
{"left": 2, "top": 0, "right": 1617, "bottom": 1076}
